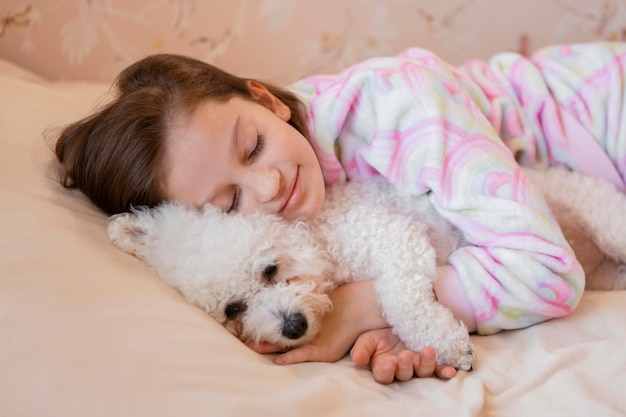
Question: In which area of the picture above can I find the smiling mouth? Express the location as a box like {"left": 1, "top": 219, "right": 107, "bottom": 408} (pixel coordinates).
{"left": 280, "top": 167, "right": 301, "bottom": 213}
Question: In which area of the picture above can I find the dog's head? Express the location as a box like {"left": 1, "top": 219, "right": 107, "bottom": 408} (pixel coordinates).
{"left": 106, "top": 202, "right": 335, "bottom": 349}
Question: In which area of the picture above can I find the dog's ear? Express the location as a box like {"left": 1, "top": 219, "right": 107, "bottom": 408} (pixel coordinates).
{"left": 106, "top": 208, "right": 154, "bottom": 260}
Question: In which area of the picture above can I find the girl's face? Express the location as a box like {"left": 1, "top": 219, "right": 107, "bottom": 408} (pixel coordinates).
{"left": 163, "top": 82, "right": 325, "bottom": 222}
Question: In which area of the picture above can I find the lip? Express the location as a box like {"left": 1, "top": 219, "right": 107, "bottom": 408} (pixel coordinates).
{"left": 279, "top": 167, "right": 302, "bottom": 214}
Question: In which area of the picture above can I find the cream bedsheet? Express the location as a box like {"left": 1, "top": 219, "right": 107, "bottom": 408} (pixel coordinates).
{"left": 1, "top": 58, "right": 625, "bottom": 417}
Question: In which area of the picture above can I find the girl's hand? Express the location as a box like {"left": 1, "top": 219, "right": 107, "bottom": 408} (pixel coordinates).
{"left": 249, "top": 280, "right": 458, "bottom": 383}
{"left": 253, "top": 280, "right": 388, "bottom": 363}
{"left": 350, "top": 328, "right": 457, "bottom": 384}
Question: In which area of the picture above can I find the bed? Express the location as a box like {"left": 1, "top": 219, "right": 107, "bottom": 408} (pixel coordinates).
{"left": 1, "top": 56, "right": 625, "bottom": 417}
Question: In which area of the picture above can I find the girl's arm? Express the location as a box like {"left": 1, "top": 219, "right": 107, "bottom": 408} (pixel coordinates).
{"left": 293, "top": 47, "right": 585, "bottom": 335}
{"left": 251, "top": 279, "right": 458, "bottom": 383}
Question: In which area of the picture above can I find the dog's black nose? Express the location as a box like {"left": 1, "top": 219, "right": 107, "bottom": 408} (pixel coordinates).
{"left": 282, "top": 312, "right": 308, "bottom": 340}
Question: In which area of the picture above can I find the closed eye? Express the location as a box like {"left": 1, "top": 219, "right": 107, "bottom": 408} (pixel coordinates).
{"left": 248, "top": 134, "right": 264, "bottom": 162}
{"left": 226, "top": 135, "right": 264, "bottom": 214}
{"left": 226, "top": 187, "right": 240, "bottom": 214}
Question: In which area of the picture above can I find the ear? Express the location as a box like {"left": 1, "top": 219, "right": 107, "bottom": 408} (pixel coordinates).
{"left": 106, "top": 210, "right": 153, "bottom": 260}
{"left": 246, "top": 80, "right": 291, "bottom": 121}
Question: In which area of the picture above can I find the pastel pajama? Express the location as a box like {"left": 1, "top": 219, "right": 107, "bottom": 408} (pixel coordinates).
{"left": 289, "top": 42, "right": 626, "bottom": 334}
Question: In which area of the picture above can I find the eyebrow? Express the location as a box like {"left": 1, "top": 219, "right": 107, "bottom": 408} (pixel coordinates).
{"left": 230, "top": 115, "right": 241, "bottom": 155}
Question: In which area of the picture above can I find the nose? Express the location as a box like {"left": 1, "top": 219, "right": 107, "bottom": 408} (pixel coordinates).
{"left": 281, "top": 312, "right": 308, "bottom": 340}
{"left": 246, "top": 166, "right": 282, "bottom": 204}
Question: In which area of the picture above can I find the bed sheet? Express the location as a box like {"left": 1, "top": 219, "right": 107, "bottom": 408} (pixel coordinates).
{"left": 1, "top": 58, "right": 625, "bottom": 417}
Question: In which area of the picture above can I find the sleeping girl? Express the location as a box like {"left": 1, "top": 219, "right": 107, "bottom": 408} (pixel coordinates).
{"left": 54, "top": 41, "right": 626, "bottom": 384}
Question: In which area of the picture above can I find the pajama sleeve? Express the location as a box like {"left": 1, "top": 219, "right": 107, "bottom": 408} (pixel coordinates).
{"left": 291, "top": 48, "right": 585, "bottom": 335}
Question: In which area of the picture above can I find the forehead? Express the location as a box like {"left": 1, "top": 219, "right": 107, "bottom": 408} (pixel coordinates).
{"left": 168, "top": 98, "right": 236, "bottom": 161}
{"left": 162, "top": 99, "right": 239, "bottom": 205}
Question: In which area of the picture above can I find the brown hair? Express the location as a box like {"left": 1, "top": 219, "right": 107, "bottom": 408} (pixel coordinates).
{"left": 54, "top": 54, "right": 309, "bottom": 215}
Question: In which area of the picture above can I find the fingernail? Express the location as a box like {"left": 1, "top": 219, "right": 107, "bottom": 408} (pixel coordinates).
{"left": 443, "top": 368, "right": 456, "bottom": 379}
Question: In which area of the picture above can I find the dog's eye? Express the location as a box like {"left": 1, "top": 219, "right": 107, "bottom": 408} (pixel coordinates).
{"left": 224, "top": 301, "right": 247, "bottom": 320}
{"left": 262, "top": 264, "right": 278, "bottom": 282}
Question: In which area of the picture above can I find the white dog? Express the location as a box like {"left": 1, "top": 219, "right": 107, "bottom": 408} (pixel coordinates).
{"left": 106, "top": 167, "right": 626, "bottom": 372}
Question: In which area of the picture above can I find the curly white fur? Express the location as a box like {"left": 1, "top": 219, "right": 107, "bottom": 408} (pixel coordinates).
{"left": 106, "top": 167, "right": 626, "bottom": 372}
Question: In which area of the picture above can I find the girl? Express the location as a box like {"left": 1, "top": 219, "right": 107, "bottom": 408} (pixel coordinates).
{"left": 55, "top": 41, "right": 625, "bottom": 384}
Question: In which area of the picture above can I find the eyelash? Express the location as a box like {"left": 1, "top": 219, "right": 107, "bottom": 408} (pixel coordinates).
{"left": 248, "top": 135, "right": 264, "bottom": 162}
{"left": 227, "top": 135, "right": 265, "bottom": 213}
{"left": 227, "top": 188, "right": 240, "bottom": 214}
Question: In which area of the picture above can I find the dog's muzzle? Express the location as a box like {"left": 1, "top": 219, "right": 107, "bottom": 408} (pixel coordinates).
{"left": 282, "top": 312, "right": 308, "bottom": 340}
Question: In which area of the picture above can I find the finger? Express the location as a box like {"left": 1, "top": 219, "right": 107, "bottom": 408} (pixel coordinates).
{"left": 415, "top": 347, "right": 437, "bottom": 378}
{"left": 371, "top": 357, "right": 397, "bottom": 385}
{"left": 349, "top": 345, "right": 370, "bottom": 367}
{"left": 394, "top": 350, "right": 415, "bottom": 382}
{"left": 435, "top": 364, "right": 457, "bottom": 379}
{"left": 349, "top": 334, "right": 376, "bottom": 367}
{"left": 246, "top": 341, "right": 283, "bottom": 354}
{"left": 273, "top": 345, "right": 318, "bottom": 365}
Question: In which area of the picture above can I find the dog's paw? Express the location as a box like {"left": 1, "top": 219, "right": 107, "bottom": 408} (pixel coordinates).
{"left": 435, "top": 322, "right": 476, "bottom": 371}
{"left": 106, "top": 212, "right": 149, "bottom": 258}
{"left": 453, "top": 345, "right": 476, "bottom": 371}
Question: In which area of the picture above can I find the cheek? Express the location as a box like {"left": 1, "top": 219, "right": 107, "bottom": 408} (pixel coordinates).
{"left": 310, "top": 182, "right": 326, "bottom": 217}
{"left": 301, "top": 146, "right": 325, "bottom": 215}
{"left": 300, "top": 173, "right": 325, "bottom": 220}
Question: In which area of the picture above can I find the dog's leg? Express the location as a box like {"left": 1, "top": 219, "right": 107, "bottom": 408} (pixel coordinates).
{"left": 368, "top": 220, "right": 475, "bottom": 371}
{"left": 318, "top": 190, "right": 475, "bottom": 370}
{"left": 317, "top": 181, "right": 475, "bottom": 370}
